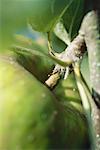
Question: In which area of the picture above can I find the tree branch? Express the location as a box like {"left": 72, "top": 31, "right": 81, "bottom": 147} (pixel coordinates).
{"left": 45, "top": 32, "right": 85, "bottom": 88}
{"left": 45, "top": 10, "right": 100, "bottom": 149}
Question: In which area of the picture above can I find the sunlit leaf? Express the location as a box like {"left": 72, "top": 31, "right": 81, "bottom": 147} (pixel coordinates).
{"left": 54, "top": 21, "right": 71, "bottom": 45}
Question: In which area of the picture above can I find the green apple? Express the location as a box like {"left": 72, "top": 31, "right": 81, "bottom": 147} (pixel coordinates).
{"left": 0, "top": 55, "right": 89, "bottom": 149}
{"left": 0, "top": 55, "right": 61, "bottom": 150}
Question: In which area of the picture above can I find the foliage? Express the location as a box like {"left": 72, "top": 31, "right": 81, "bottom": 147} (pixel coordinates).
{"left": 0, "top": 0, "right": 100, "bottom": 149}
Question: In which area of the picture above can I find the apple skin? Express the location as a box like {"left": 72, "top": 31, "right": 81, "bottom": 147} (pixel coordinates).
{"left": 0, "top": 55, "right": 61, "bottom": 150}
{"left": 0, "top": 55, "right": 90, "bottom": 149}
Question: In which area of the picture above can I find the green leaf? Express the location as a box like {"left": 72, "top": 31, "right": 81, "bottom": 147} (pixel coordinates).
{"left": 54, "top": 21, "right": 71, "bottom": 45}
{"left": 29, "top": 0, "right": 74, "bottom": 32}
{"left": 0, "top": 0, "right": 75, "bottom": 50}
{"left": 11, "top": 34, "right": 54, "bottom": 82}
{"left": 50, "top": 0, "right": 84, "bottom": 54}
{"left": 62, "top": 0, "right": 84, "bottom": 39}
{"left": 50, "top": 32, "right": 66, "bottom": 53}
